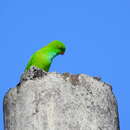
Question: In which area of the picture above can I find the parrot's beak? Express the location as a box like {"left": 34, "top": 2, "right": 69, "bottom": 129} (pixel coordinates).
{"left": 60, "top": 51, "right": 65, "bottom": 55}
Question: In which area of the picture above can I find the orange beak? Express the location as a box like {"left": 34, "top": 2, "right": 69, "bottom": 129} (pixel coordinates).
{"left": 60, "top": 51, "right": 64, "bottom": 55}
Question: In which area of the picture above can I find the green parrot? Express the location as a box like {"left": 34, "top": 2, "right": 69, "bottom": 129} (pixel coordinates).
{"left": 25, "top": 40, "right": 66, "bottom": 72}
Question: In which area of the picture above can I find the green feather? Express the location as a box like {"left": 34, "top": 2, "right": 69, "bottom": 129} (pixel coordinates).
{"left": 25, "top": 40, "right": 66, "bottom": 72}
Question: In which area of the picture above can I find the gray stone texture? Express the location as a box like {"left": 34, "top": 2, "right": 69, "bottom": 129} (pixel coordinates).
{"left": 3, "top": 67, "right": 120, "bottom": 130}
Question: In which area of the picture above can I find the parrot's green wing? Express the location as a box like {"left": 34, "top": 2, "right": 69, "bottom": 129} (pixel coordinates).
{"left": 25, "top": 50, "right": 51, "bottom": 72}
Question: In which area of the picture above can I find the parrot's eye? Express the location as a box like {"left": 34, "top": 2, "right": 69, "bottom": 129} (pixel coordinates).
{"left": 61, "top": 47, "right": 65, "bottom": 52}
{"left": 56, "top": 43, "right": 66, "bottom": 52}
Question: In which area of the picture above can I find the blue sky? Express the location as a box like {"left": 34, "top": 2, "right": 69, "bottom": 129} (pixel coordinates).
{"left": 0, "top": 0, "right": 130, "bottom": 129}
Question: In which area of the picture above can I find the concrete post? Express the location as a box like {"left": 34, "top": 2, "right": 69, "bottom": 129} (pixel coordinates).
{"left": 3, "top": 67, "right": 120, "bottom": 130}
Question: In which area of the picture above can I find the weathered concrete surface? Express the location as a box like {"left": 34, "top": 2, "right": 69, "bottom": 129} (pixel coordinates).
{"left": 3, "top": 67, "right": 120, "bottom": 130}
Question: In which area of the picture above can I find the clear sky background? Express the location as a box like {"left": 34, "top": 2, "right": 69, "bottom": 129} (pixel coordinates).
{"left": 0, "top": 0, "right": 129, "bottom": 129}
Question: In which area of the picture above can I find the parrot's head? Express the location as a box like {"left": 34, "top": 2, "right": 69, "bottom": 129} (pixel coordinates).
{"left": 48, "top": 40, "right": 66, "bottom": 55}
